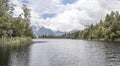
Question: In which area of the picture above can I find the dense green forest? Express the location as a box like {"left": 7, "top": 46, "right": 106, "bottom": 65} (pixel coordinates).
{"left": 62, "top": 11, "right": 120, "bottom": 41}
{"left": 0, "top": 0, "right": 34, "bottom": 38}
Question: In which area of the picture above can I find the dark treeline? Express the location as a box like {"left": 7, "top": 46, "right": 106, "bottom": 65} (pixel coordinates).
{"left": 62, "top": 11, "right": 120, "bottom": 41}
{"left": 39, "top": 35, "right": 56, "bottom": 38}
{"left": 38, "top": 35, "right": 63, "bottom": 38}
{"left": 0, "top": 0, "right": 34, "bottom": 38}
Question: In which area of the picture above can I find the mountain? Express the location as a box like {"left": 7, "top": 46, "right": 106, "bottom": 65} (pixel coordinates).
{"left": 32, "top": 26, "right": 55, "bottom": 37}
{"left": 32, "top": 25, "right": 67, "bottom": 37}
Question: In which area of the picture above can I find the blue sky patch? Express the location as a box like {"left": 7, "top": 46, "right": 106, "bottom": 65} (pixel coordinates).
{"left": 61, "top": 0, "right": 77, "bottom": 5}
{"left": 41, "top": 13, "right": 56, "bottom": 19}
{"left": 21, "top": 0, "right": 29, "bottom": 4}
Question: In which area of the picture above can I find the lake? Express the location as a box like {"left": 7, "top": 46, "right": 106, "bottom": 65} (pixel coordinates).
{"left": 0, "top": 39, "right": 120, "bottom": 66}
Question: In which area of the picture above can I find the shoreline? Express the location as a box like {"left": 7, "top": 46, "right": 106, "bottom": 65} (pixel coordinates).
{"left": 0, "top": 37, "right": 32, "bottom": 46}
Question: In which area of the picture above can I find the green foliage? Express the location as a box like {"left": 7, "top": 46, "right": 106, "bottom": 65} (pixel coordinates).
{"left": 0, "top": 0, "right": 34, "bottom": 38}
{"left": 64, "top": 11, "right": 120, "bottom": 41}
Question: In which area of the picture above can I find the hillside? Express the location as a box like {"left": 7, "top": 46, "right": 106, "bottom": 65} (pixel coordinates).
{"left": 64, "top": 11, "right": 120, "bottom": 41}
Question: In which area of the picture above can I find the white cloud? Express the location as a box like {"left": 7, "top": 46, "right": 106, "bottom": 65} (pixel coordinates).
{"left": 11, "top": 0, "right": 120, "bottom": 32}
{"left": 52, "top": 0, "right": 61, "bottom": 4}
{"left": 9, "top": 0, "right": 23, "bottom": 17}
{"left": 39, "top": 9, "right": 88, "bottom": 32}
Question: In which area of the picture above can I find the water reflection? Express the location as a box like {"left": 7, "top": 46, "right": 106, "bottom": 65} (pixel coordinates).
{"left": 9, "top": 45, "right": 30, "bottom": 66}
{"left": 29, "top": 39, "right": 106, "bottom": 66}
{"left": 0, "top": 44, "right": 30, "bottom": 66}
{"left": 0, "top": 46, "right": 10, "bottom": 66}
{"left": 104, "top": 41, "right": 120, "bottom": 66}
{"left": 0, "top": 39, "right": 120, "bottom": 66}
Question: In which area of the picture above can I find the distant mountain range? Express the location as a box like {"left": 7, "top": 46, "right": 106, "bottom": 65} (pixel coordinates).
{"left": 32, "top": 25, "right": 67, "bottom": 37}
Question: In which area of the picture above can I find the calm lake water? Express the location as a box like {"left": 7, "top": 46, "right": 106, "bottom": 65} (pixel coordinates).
{"left": 0, "top": 39, "right": 120, "bottom": 66}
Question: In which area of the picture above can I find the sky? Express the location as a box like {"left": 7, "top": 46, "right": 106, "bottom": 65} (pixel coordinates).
{"left": 10, "top": 0, "right": 120, "bottom": 32}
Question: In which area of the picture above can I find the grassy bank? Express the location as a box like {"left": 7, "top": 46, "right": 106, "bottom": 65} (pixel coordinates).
{"left": 0, "top": 37, "right": 32, "bottom": 45}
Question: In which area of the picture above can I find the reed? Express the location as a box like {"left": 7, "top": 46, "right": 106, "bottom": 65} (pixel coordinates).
{"left": 0, "top": 37, "right": 32, "bottom": 45}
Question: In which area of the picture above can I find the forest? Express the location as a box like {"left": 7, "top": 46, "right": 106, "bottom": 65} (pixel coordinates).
{"left": 0, "top": 0, "right": 34, "bottom": 38}
{"left": 61, "top": 11, "right": 120, "bottom": 41}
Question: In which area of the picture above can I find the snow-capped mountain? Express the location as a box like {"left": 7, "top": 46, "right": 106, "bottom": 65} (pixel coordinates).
{"left": 32, "top": 25, "right": 66, "bottom": 37}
